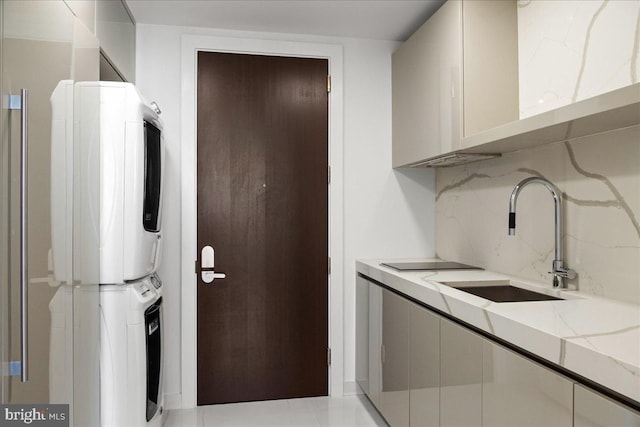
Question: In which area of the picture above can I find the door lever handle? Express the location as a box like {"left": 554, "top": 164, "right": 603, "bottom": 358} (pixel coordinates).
{"left": 201, "top": 246, "right": 226, "bottom": 284}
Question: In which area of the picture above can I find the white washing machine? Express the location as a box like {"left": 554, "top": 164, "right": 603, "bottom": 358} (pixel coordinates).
{"left": 100, "top": 274, "right": 164, "bottom": 427}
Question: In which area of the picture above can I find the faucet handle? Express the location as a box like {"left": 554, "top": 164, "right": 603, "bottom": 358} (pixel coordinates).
{"left": 551, "top": 260, "right": 576, "bottom": 279}
{"left": 548, "top": 267, "right": 577, "bottom": 280}
{"left": 549, "top": 261, "right": 577, "bottom": 288}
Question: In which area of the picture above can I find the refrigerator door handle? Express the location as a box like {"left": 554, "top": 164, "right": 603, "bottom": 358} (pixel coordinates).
{"left": 9, "top": 89, "right": 29, "bottom": 382}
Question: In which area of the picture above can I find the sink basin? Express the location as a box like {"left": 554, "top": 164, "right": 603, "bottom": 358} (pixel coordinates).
{"left": 439, "top": 280, "right": 563, "bottom": 302}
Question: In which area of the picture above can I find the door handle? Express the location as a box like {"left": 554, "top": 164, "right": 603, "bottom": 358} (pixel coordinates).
{"left": 201, "top": 245, "right": 226, "bottom": 284}
{"left": 10, "top": 89, "right": 29, "bottom": 382}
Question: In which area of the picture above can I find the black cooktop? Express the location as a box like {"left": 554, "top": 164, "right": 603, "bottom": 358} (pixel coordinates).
{"left": 381, "top": 261, "right": 483, "bottom": 271}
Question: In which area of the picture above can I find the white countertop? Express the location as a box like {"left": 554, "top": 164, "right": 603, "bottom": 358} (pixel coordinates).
{"left": 356, "top": 258, "right": 640, "bottom": 405}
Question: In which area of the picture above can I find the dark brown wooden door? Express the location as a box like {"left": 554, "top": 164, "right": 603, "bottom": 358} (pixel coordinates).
{"left": 196, "top": 52, "right": 329, "bottom": 405}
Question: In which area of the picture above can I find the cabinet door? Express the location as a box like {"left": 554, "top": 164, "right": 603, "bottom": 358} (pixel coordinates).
{"left": 440, "top": 318, "right": 483, "bottom": 427}
{"left": 96, "top": 0, "right": 135, "bottom": 82}
{"left": 461, "top": 0, "right": 519, "bottom": 137}
{"left": 368, "top": 283, "right": 382, "bottom": 408}
{"left": 409, "top": 303, "right": 439, "bottom": 427}
{"left": 574, "top": 384, "right": 640, "bottom": 427}
{"left": 392, "top": 0, "right": 463, "bottom": 167}
{"left": 63, "top": 0, "right": 95, "bottom": 33}
{"left": 355, "top": 275, "right": 370, "bottom": 396}
{"left": 482, "top": 341, "right": 573, "bottom": 426}
{"left": 380, "top": 288, "right": 409, "bottom": 427}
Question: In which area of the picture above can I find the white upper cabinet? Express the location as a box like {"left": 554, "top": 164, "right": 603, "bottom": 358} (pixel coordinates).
{"left": 392, "top": 0, "right": 518, "bottom": 167}
{"left": 393, "top": 0, "right": 640, "bottom": 166}
{"left": 392, "top": 0, "right": 463, "bottom": 168}
{"left": 461, "top": 0, "right": 519, "bottom": 137}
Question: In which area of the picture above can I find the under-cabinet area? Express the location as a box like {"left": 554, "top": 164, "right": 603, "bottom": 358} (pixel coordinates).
{"left": 355, "top": 272, "right": 640, "bottom": 427}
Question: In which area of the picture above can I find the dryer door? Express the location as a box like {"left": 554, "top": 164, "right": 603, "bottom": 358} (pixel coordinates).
{"left": 145, "top": 297, "right": 162, "bottom": 421}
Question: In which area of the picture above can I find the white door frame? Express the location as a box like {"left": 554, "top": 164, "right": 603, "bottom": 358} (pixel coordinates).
{"left": 180, "top": 34, "right": 344, "bottom": 408}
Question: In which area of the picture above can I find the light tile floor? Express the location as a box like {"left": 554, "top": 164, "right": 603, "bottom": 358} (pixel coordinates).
{"left": 163, "top": 395, "right": 388, "bottom": 427}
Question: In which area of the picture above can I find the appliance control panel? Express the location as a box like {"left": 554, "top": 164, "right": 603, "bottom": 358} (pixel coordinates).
{"left": 134, "top": 281, "right": 153, "bottom": 298}
{"left": 150, "top": 274, "right": 162, "bottom": 290}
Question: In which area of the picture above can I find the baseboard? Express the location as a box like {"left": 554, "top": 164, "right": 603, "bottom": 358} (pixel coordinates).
{"left": 163, "top": 392, "right": 183, "bottom": 410}
{"left": 343, "top": 381, "right": 363, "bottom": 396}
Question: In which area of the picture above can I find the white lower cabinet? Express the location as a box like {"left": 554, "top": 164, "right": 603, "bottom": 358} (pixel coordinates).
{"left": 409, "top": 304, "right": 440, "bottom": 427}
{"left": 440, "top": 318, "right": 482, "bottom": 427}
{"left": 574, "top": 384, "right": 640, "bottom": 427}
{"left": 482, "top": 341, "right": 574, "bottom": 426}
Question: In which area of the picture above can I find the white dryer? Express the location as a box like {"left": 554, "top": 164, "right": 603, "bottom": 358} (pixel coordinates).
{"left": 100, "top": 274, "right": 164, "bottom": 427}
{"left": 74, "top": 81, "right": 165, "bottom": 285}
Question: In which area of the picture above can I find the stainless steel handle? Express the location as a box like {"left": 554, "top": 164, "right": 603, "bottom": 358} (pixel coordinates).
{"left": 18, "top": 89, "right": 28, "bottom": 382}
{"left": 8, "top": 89, "right": 29, "bottom": 381}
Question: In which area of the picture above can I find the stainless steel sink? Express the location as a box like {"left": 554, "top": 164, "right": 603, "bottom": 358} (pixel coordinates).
{"left": 438, "top": 280, "right": 563, "bottom": 302}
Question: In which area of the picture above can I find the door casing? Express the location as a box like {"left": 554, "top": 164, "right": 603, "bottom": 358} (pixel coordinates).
{"left": 179, "top": 35, "right": 344, "bottom": 408}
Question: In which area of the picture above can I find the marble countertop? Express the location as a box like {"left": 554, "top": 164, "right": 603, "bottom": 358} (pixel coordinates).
{"left": 356, "top": 258, "right": 640, "bottom": 405}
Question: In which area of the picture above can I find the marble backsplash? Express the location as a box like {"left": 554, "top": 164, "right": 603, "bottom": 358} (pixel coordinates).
{"left": 435, "top": 125, "right": 640, "bottom": 304}
{"left": 518, "top": 0, "right": 640, "bottom": 118}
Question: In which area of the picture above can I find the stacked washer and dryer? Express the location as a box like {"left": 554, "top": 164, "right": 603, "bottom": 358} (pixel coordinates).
{"left": 78, "top": 82, "right": 166, "bottom": 427}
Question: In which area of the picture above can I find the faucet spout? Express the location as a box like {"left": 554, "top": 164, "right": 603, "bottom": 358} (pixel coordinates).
{"left": 508, "top": 177, "right": 575, "bottom": 288}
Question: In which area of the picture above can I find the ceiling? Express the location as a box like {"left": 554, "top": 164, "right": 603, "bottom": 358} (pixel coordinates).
{"left": 125, "top": 1, "right": 445, "bottom": 41}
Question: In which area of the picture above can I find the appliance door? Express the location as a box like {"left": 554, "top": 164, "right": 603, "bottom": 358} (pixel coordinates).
{"left": 0, "top": 2, "right": 101, "bottom": 426}
{"left": 145, "top": 297, "right": 163, "bottom": 421}
{"left": 143, "top": 120, "right": 162, "bottom": 233}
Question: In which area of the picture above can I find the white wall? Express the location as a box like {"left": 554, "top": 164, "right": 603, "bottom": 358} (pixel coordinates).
{"left": 136, "top": 24, "right": 435, "bottom": 406}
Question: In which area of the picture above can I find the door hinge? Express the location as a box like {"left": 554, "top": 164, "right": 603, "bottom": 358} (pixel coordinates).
{"left": 195, "top": 259, "right": 199, "bottom": 274}
{"left": 327, "top": 75, "right": 331, "bottom": 93}
{"left": 328, "top": 256, "right": 331, "bottom": 275}
{"left": 381, "top": 345, "right": 385, "bottom": 364}
{"left": 327, "top": 348, "right": 332, "bottom": 366}
{"left": 328, "top": 165, "right": 331, "bottom": 184}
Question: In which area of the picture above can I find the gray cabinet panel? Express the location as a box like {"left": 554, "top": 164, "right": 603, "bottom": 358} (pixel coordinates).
{"left": 440, "top": 318, "right": 482, "bottom": 427}
{"left": 368, "top": 284, "right": 382, "bottom": 408}
{"left": 356, "top": 275, "right": 639, "bottom": 427}
{"left": 482, "top": 341, "right": 573, "bottom": 427}
{"left": 409, "top": 303, "right": 439, "bottom": 427}
{"left": 380, "top": 289, "right": 409, "bottom": 427}
{"left": 356, "top": 276, "right": 370, "bottom": 396}
{"left": 574, "top": 384, "right": 640, "bottom": 427}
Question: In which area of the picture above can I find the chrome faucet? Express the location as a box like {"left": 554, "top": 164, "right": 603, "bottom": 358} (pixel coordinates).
{"left": 508, "top": 177, "right": 576, "bottom": 288}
